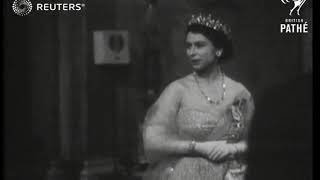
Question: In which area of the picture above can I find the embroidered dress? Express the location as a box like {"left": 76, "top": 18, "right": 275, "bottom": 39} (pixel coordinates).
{"left": 143, "top": 75, "right": 254, "bottom": 180}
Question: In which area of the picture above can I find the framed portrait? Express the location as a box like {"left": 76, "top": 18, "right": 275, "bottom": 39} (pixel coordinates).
{"left": 93, "top": 30, "right": 130, "bottom": 65}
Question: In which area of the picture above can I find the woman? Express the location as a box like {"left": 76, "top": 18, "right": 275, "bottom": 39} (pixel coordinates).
{"left": 142, "top": 11, "right": 255, "bottom": 180}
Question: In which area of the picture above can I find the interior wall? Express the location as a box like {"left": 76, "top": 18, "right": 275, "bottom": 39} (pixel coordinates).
{"left": 4, "top": 8, "right": 59, "bottom": 180}
{"left": 86, "top": 0, "right": 147, "bottom": 160}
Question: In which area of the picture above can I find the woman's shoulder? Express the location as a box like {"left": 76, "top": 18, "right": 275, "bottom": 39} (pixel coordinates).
{"left": 167, "top": 73, "right": 194, "bottom": 89}
{"left": 160, "top": 76, "right": 189, "bottom": 95}
{"left": 225, "top": 76, "right": 252, "bottom": 98}
{"left": 155, "top": 75, "right": 193, "bottom": 104}
{"left": 159, "top": 74, "right": 194, "bottom": 98}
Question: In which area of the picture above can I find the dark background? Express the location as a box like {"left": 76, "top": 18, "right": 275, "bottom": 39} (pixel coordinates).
{"left": 3, "top": 0, "right": 312, "bottom": 179}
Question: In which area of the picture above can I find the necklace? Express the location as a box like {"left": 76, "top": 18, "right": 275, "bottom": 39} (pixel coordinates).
{"left": 193, "top": 71, "right": 226, "bottom": 105}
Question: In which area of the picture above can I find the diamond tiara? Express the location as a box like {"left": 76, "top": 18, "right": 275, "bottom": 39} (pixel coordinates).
{"left": 187, "top": 13, "right": 232, "bottom": 39}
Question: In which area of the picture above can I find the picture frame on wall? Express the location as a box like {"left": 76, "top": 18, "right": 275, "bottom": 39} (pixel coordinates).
{"left": 93, "top": 30, "right": 130, "bottom": 65}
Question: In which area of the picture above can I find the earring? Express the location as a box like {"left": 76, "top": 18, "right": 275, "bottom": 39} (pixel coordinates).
{"left": 216, "top": 50, "right": 222, "bottom": 57}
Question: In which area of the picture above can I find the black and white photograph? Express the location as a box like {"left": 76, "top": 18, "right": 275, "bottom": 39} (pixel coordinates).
{"left": 4, "top": 0, "right": 313, "bottom": 180}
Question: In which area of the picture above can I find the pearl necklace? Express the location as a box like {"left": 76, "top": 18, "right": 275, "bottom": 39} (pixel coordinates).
{"left": 193, "top": 71, "right": 226, "bottom": 105}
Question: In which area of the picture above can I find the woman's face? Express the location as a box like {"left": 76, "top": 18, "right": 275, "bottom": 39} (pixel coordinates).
{"left": 185, "top": 32, "right": 219, "bottom": 72}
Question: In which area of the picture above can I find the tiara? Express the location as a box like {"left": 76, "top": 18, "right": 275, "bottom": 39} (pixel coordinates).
{"left": 187, "top": 13, "right": 232, "bottom": 39}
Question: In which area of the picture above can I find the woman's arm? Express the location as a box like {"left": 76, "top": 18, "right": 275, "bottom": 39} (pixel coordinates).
{"left": 143, "top": 81, "right": 195, "bottom": 162}
{"left": 229, "top": 89, "right": 255, "bottom": 156}
{"left": 201, "top": 89, "right": 255, "bottom": 161}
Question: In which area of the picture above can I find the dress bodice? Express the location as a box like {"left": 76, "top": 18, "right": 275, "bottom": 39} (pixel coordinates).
{"left": 176, "top": 108, "right": 228, "bottom": 141}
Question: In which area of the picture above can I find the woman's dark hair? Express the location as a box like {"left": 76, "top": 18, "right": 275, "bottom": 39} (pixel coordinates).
{"left": 186, "top": 24, "right": 233, "bottom": 63}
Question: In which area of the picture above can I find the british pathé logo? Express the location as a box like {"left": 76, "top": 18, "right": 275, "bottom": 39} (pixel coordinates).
{"left": 280, "top": 18, "right": 308, "bottom": 33}
{"left": 280, "top": 0, "right": 308, "bottom": 33}
{"left": 281, "top": 0, "right": 307, "bottom": 16}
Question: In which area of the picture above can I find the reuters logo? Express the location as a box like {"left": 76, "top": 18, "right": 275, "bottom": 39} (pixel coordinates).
{"left": 12, "top": 0, "right": 33, "bottom": 16}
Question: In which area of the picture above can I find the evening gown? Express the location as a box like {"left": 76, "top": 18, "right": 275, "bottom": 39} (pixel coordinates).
{"left": 143, "top": 76, "right": 254, "bottom": 180}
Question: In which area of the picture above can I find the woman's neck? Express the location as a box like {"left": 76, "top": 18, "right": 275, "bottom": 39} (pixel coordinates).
{"left": 195, "top": 65, "right": 222, "bottom": 84}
